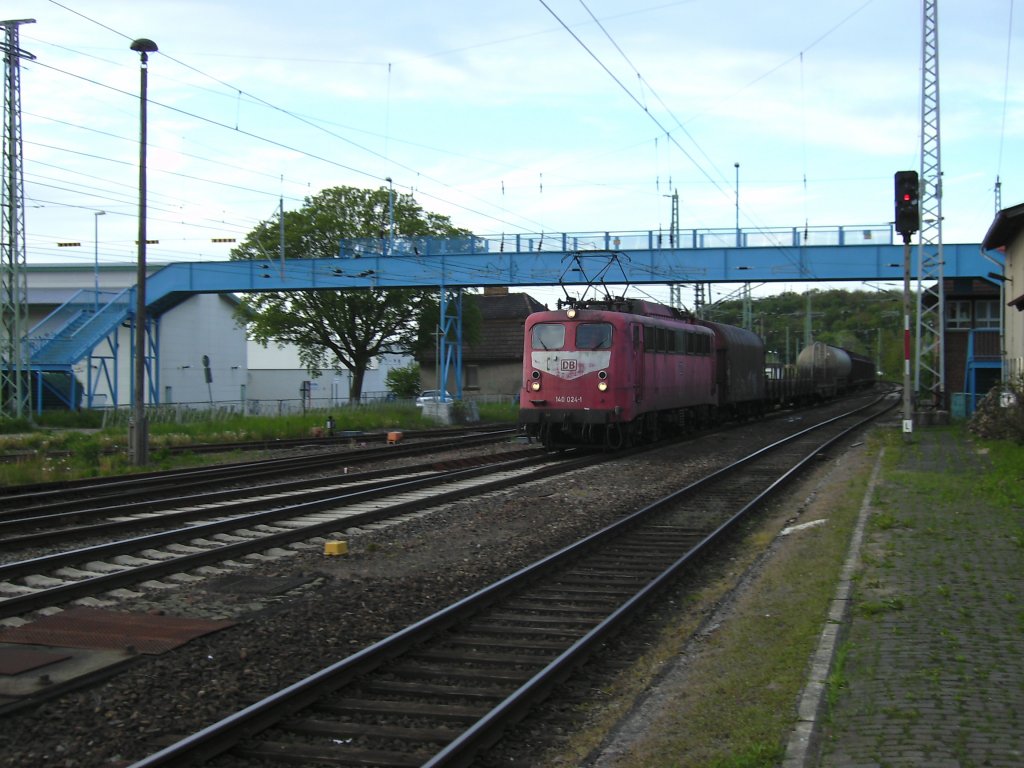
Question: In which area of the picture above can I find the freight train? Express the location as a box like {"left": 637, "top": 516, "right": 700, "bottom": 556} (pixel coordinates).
{"left": 519, "top": 297, "right": 875, "bottom": 448}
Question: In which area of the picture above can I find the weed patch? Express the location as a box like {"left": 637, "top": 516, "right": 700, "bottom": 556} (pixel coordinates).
{"left": 825, "top": 641, "right": 851, "bottom": 720}
{"left": 870, "top": 512, "right": 906, "bottom": 531}
{"left": 857, "top": 597, "right": 905, "bottom": 617}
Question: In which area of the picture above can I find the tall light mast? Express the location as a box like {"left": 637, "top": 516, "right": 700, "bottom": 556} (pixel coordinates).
{"left": 1, "top": 19, "right": 35, "bottom": 419}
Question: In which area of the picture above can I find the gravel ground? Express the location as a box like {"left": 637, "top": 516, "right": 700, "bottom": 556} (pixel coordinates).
{"left": 0, "top": 405, "right": 874, "bottom": 768}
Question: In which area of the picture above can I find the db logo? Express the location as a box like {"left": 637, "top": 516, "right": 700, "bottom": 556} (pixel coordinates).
{"left": 560, "top": 359, "right": 578, "bottom": 372}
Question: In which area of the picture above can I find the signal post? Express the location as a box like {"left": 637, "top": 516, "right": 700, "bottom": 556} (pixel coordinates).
{"left": 895, "top": 170, "right": 920, "bottom": 440}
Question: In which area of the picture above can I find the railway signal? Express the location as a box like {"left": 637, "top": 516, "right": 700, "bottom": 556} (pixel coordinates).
{"left": 894, "top": 170, "right": 920, "bottom": 239}
{"left": 894, "top": 170, "right": 918, "bottom": 438}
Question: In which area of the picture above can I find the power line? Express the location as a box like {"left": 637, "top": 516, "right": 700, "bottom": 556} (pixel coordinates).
{"left": 29, "top": 7, "right": 557, "bottom": 239}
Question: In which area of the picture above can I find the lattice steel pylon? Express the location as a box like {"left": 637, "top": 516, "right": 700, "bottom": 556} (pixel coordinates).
{"left": 914, "top": 0, "right": 945, "bottom": 408}
{"left": 1, "top": 19, "right": 35, "bottom": 419}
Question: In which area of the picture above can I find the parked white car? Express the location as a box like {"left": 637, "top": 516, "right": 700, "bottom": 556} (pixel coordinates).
{"left": 415, "top": 389, "right": 452, "bottom": 407}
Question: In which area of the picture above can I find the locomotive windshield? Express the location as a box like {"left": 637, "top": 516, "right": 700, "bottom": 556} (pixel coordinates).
{"left": 531, "top": 323, "right": 565, "bottom": 350}
{"left": 575, "top": 323, "right": 612, "bottom": 350}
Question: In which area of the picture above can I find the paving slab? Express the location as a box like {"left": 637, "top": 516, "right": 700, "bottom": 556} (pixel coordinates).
{"left": 815, "top": 429, "right": 1024, "bottom": 767}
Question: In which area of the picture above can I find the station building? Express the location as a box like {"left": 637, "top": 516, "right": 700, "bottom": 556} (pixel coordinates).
{"left": 982, "top": 201, "right": 1024, "bottom": 382}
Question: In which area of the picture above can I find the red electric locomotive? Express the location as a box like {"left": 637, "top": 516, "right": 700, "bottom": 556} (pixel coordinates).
{"left": 519, "top": 297, "right": 764, "bottom": 448}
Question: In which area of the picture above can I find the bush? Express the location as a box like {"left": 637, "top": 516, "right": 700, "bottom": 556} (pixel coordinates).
{"left": 968, "top": 377, "right": 1024, "bottom": 443}
{"left": 385, "top": 363, "right": 422, "bottom": 399}
{"left": 0, "top": 417, "right": 32, "bottom": 435}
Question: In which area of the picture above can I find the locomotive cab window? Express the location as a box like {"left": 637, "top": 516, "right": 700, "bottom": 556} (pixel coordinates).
{"left": 576, "top": 323, "right": 612, "bottom": 349}
{"left": 532, "top": 323, "right": 565, "bottom": 350}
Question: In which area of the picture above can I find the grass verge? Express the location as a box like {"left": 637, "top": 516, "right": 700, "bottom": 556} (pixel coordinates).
{"left": 0, "top": 402, "right": 518, "bottom": 485}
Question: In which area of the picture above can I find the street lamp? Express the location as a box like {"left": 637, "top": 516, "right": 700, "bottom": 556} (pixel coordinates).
{"left": 93, "top": 211, "right": 105, "bottom": 313}
{"left": 130, "top": 37, "right": 157, "bottom": 466}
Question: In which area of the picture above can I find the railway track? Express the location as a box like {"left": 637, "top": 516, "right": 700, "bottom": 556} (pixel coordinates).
{"left": 0, "top": 425, "right": 515, "bottom": 466}
{"left": 123, "top": 392, "right": 897, "bottom": 768}
{"left": 0, "top": 428, "right": 517, "bottom": 514}
{"left": 0, "top": 441, "right": 536, "bottom": 551}
{"left": 0, "top": 444, "right": 604, "bottom": 621}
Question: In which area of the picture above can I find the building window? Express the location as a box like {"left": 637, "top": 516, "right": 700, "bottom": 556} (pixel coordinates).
{"left": 945, "top": 300, "right": 971, "bottom": 330}
{"left": 465, "top": 364, "right": 479, "bottom": 389}
{"left": 975, "top": 299, "right": 1000, "bottom": 329}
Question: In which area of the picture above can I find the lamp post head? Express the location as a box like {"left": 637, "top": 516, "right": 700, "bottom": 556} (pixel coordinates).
{"left": 130, "top": 38, "right": 158, "bottom": 54}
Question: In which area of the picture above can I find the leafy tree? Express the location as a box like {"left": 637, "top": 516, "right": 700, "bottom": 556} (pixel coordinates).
{"left": 703, "top": 288, "right": 904, "bottom": 378}
{"left": 231, "top": 186, "right": 470, "bottom": 401}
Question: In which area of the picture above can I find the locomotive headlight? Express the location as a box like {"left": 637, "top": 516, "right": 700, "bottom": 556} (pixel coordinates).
{"left": 597, "top": 381, "right": 608, "bottom": 392}
{"left": 530, "top": 380, "right": 542, "bottom": 392}
{"left": 566, "top": 308, "right": 577, "bottom": 319}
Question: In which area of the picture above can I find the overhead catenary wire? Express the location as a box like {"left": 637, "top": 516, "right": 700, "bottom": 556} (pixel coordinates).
{"left": 28, "top": 3, "right": 558, "bottom": 251}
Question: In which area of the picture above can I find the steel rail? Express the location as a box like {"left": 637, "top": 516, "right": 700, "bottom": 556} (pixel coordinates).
{"left": 125, "top": 393, "right": 895, "bottom": 768}
{"left": 0, "top": 446, "right": 546, "bottom": 545}
{"left": 0, "top": 450, "right": 604, "bottom": 620}
{"left": 424, "top": 393, "right": 898, "bottom": 767}
{"left": 0, "top": 429, "right": 517, "bottom": 517}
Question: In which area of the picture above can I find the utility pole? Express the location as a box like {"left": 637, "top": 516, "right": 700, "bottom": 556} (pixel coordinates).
{"left": 734, "top": 162, "right": 740, "bottom": 246}
{"left": 130, "top": 37, "right": 158, "bottom": 465}
{"left": 1, "top": 19, "right": 35, "bottom": 420}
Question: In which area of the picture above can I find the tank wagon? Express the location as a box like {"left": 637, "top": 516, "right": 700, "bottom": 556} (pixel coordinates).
{"left": 795, "top": 342, "right": 876, "bottom": 398}
{"left": 519, "top": 298, "right": 876, "bottom": 448}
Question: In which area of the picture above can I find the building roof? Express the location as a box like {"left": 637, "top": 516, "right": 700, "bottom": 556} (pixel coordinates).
{"left": 462, "top": 292, "right": 547, "bottom": 362}
{"left": 982, "top": 201, "right": 1024, "bottom": 251}
{"left": 476, "top": 291, "right": 547, "bottom": 321}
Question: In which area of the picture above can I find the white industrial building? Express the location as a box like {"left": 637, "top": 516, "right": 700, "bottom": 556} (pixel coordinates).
{"left": 24, "top": 264, "right": 406, "bottom": 413}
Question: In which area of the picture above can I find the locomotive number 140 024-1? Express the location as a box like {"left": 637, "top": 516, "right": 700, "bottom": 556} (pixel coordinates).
{"left": 554, "top": 396, "right": 584, "bottom": 403}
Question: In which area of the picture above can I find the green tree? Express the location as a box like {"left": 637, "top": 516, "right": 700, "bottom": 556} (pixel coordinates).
{"left": 231, "top": 186, "right": 470, "bottom": 401}
{"left": 385, "top": 362, "right": 422, "bottom": 399}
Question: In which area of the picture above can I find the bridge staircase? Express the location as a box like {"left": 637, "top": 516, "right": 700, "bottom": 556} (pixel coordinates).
{"left": 21, "top": 289, "right": 134, "bottom": 409}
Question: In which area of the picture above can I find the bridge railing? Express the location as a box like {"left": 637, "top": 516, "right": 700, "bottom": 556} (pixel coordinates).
{"left": 338, "top": 224, "right": 896, "bottom": 258}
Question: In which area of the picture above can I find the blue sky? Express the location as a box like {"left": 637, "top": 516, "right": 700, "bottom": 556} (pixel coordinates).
{"left": 9, "top": 0, "right": 1022, "bottom": 300}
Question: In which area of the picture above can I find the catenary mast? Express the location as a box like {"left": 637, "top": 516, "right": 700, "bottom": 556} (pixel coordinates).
{"left": 1, "top": 19, "right": 35, "bottom": 419}
{"left": 915, "top": 0, "right": 945, "bottom": 408}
